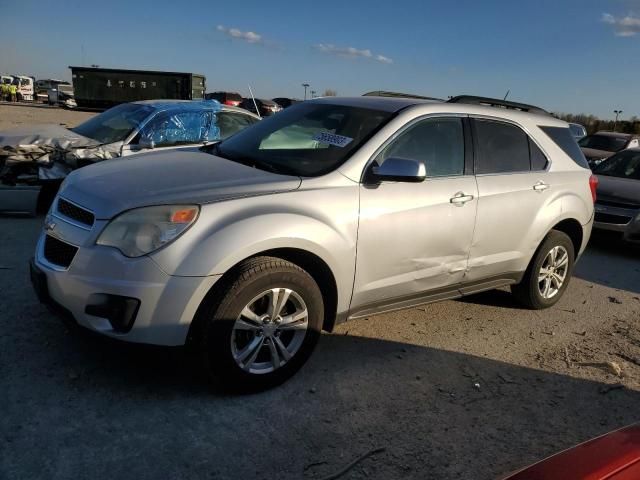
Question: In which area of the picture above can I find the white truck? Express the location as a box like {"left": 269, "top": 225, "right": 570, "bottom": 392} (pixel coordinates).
{"left": 12, "top": 75, "right": 35, "bottom": 101}
{"left": 1, "top": 75, "right": 35, "bottom": 101}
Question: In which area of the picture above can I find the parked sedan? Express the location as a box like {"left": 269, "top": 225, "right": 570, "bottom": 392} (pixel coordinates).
{"left": 502, "top": 423, "right": 640, "bottom": 479}
{"left": 205, "top": 91, "right": 243, "bottom": 107}
{"left": 272, "top": 97, "right": 300, "bottom": 109}
{"left": 0, "top": 100, "right": 259, "bottom": 214}
{"left": 579, "top": 131, "right": 640, "bottom": 168}
{"left": 568, "top": 122, "right": 586, "bottom": 140}
{"left": 240, "top": 97, "right": 282, "bottom": 117}
{"left": 592, "top": 148, "right": 640, "bottom": 242}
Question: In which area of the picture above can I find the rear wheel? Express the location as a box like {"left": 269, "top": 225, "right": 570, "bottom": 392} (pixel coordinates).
{"left": 197, "top": 256, "right": 323, "bottom": 392}
{"left": 511, "top": 230, "right": 575, "bottom": 309}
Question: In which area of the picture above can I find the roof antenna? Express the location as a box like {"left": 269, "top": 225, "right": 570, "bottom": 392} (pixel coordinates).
{"left": 248, "top": 84, "right": 261, "bottom": 119}
{"left": 503, "top": 89, "right": 510, "bottom": 100}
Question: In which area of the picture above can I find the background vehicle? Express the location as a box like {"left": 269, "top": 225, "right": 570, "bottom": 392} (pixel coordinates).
{"left": 47, "top": 84, "right": 76, "bottom": 108}
{"left": 70, "top": 66, "right": 206, "bottom": 110}
{"left": 205, "top": 91, "right": 243, "bottom": 106}
{"left": 0, "top": 100, "right": 259, "bottom": 214}
{"left": 36, "top": 79, "right": 71, "bottom": 103}
{"left": 272, "top": 97, "right": 300, "bottom": 109}
{"left": 11, "top": 75, "right": 35, "bottom": 101}
{"left": 30, "top": 95, "right": 594, "bottom": 391}
{"left": 240, "top": 97, "right": 282, "bottom": 117}
{"left": 579, "top": 131, "right": 640, "bottom": 168}
{"left": 592, "top": 148, "right": 640, "bottom": 242}
{"left": 502, "top": 423, "right": 640, "bottom": 479}
{"left": 568, "top": 122, "right": 586, "bottom": 140}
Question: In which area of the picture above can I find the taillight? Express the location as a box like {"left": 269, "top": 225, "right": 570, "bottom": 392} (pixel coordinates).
{"left": 224, "top": 100, "right": 241, "bottom": 106}
{"left": 589, "top": 174, "right": 598, "bottom": 203}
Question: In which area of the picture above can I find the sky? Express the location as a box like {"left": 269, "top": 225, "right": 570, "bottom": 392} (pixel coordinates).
{"left": 1, "top": 0, "right": 639, "bottom": 118}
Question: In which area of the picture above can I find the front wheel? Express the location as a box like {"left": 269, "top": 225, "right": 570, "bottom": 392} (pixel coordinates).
{"left": 511, "top": 230, "right": 575, "bottom": 309}
{"left": 197, "top": 256, "right": 324, "bottom": 392}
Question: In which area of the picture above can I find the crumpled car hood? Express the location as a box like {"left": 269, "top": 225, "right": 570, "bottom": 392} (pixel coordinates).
{"left": 0, "top": 124, "right": 121, "bottom": 181}
{"left": 60, "top": 149, "right": 302, "bottom": 219}
{"left": 0, "top": 124, "right": 95, "bottom": 149}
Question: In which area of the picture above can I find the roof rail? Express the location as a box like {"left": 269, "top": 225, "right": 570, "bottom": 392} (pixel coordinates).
{"left": 447, "top": 95, "right": 549, "bottom": 115}
{"left": 363, "top": 90, "right": 444, "bottom": 102}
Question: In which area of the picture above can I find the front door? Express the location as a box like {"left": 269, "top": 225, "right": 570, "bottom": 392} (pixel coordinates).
{"left": 352, "top": 116, "right": 478, "bottom": 310}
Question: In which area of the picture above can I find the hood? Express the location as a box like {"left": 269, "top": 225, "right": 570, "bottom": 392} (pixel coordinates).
{"left": 60, "top": 149, "right": 302, "bottom": 219}
{"left": 580, "top": 147, "right": 615, "bottom": 161}
{"left": 596, "top": 174, "right": 640, "bottom": 206}
{"left": 0, "top": 124, "right": 96, "bottom": 150}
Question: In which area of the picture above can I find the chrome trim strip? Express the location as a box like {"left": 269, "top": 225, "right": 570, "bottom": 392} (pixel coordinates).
{"left": 50, "top": 212, "right": 92, "bottom": 231}
{"left": 55, "top": 196, "right": 95, "bottom": 230}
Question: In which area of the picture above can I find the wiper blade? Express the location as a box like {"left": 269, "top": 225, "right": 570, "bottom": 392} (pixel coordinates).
{"left": 211, "top": 146, "right": 296, "bottom": 176}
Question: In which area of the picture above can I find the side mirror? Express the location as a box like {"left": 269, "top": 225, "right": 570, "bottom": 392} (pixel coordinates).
{"left": 138, "top": 136, "right": 155, "bottom": 149}
{"left": 371, "top": 157, "right": 426, "bottom": 183}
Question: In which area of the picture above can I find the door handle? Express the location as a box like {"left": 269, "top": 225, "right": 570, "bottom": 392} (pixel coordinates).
{"left": 533, "top": 181, "right": 550, "bottom": 192}
{"left": 450, "top": 192, "right": 474, "bottom": 206}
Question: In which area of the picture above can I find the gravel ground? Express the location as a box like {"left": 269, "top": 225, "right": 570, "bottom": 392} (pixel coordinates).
{"left": 1, "top": 104, "right": 640, "bottom": 479}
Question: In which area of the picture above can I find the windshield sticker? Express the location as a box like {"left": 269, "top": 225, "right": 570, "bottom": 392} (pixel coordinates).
{"left": 313, "top": 131, "right": 353, "bottom": 148}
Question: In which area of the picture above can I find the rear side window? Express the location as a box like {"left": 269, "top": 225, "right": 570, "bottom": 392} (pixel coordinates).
{"left": 474, "top": 120, "right": 530, "bottom": 174}
{"left": 529, "top": 139, "right": 548, "bottom": 170}
{"left": 540, "top": 126, "right": 589, "bottom": 168}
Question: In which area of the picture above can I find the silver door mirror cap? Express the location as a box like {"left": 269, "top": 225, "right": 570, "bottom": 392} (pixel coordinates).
{"left": 372, "top": 157, "right": 426, "bottom": 183}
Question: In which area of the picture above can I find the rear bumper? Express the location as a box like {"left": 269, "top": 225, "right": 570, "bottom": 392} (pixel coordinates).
{"left": 32, "top": 231, "right": 221, "bottom": 346}
{"left": 593, "top": 203, "right": 640, "bottom": 242}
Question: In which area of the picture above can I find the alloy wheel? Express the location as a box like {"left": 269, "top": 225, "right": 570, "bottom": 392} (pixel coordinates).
{"left": 537, "top": 245, "right": 569, "bottom": 299}
{"left": 230, "top": 288, "right": 309, "bottom": 374}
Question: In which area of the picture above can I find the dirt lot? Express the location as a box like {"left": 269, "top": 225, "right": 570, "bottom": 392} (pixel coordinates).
{"left": 1, "top": 104, "right": 640, "bottom": 479}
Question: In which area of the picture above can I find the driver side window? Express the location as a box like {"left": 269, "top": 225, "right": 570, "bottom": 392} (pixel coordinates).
{"left": 136, "top": 111, "right": 214, "bottom": 148}
{"left": 376, "top": 117, "right": 465, "bottom": 177}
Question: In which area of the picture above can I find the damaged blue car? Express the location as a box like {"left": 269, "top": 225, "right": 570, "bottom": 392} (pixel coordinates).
{"left": 0, "top": 99, "right": 260, "bottom": 214}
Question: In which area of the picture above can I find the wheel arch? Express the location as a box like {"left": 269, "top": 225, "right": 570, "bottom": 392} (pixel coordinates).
{"left": 187, "top": 247, "right": 341, "bottom": 346}
{"left": 549, "top": 218, "right": 583, "bottom": 257}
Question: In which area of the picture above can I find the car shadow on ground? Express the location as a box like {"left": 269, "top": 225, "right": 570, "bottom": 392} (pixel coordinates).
{"left": 3, "top": 309, "right": 639, "bottom": 480}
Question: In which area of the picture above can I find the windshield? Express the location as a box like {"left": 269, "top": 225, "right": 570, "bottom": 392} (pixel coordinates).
{"left": 578, "top": 134, "right": 628, "bottom": 152}
{"left": 72, "top": 103, "right": 154, "bottom": 144}
{"left": 594, "top": 151, "right": 640, "bottom": 180}
{"left": 213, "top": 102, "right": 394, "bottom": 176}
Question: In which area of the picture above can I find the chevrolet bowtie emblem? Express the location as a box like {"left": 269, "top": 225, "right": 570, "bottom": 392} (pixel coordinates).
{"left": 44, "top": 217, "right": 56, "bottom": 232}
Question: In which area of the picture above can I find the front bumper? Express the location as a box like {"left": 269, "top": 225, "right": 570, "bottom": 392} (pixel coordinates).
{"left": 593, "top": 203, "right": 640, "bottom": 243}
{"left": 32, "top": 225, "right": 221, "bottom": 346}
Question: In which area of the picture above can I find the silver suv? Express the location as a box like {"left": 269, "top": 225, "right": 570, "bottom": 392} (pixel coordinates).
{"left": 31, "top": 95, "right": 596, "bottom": 390}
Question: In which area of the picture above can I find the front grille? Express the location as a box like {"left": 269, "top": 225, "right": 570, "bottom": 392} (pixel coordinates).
{"left": 44, "top": 235, "right": 78, "bottom": 268}
{"left": 594, "top": 212, "right": 632, "bottom": 225}
{"left": 57, "top": 198, "right": 95, "bottom": 227}
{"left": 597, "top": 199, "right": 640, "bottom": 210}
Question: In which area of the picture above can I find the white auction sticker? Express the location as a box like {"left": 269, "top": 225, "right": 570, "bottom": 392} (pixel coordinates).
{"left": 312, "top": 131, "right": 353, "bottom": 148}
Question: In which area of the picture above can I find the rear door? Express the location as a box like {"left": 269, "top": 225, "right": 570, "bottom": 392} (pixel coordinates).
{"left": 465, "top": 118, "right": 555, "bottom": 283}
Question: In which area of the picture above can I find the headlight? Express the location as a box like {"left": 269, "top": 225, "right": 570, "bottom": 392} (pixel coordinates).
{"left": 97, "top": 205, "right": 199, "bottom": 257}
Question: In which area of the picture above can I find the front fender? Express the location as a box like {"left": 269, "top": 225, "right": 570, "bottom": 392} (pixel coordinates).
{"left": 149, "top": 184, "right": 359, "bottom": 313}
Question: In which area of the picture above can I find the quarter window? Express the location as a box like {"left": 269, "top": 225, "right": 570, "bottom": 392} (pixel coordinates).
{"left": 376, "top": 117, "right": 465, "bottom": 177}
{"left": 529, "top": 139, "right": 548, "bottom": 170}
{"left": 474, "top": 120, "right": 530, "bottom": 174}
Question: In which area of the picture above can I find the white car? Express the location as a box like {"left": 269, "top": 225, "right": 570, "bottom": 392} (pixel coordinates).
{"left": 31, "top": 95, "right": 595, "bottom": 390}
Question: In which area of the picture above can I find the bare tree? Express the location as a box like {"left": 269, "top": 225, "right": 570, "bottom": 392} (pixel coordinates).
{"left": 322, "top": 89, "right": 337, "bottom": 97}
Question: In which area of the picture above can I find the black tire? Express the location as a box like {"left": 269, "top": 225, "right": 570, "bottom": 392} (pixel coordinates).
{"left": 511, "top": 230, "right": 575, "bottom": 309}
{"left": 197, "top": 256, "right": 324, "bottom": 392}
